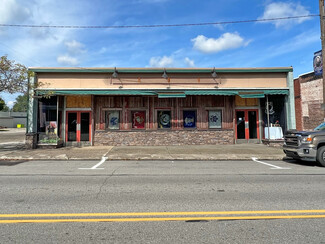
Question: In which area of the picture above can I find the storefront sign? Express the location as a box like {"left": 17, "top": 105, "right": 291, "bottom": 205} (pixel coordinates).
{"left": 314, "top": 50, "right": 323, "bottom": 76}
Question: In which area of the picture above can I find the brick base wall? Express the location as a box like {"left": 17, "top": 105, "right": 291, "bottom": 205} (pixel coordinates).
{"left": 94, "top": 130, "right": 234, "bottom": 146}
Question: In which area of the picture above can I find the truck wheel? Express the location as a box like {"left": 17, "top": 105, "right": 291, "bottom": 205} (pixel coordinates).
{"left": 316, "top": 146, "right": 325, "bottom": 167}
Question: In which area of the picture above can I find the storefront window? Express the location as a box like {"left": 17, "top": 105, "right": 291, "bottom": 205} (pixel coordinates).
{"left": 183, "top": 110, "right": 196, "bottom": 128}
{"left": 157, "top": 111, "right": 171, "bottom": 129}
{"left": 132, "top": 111, "right": 146, "bottom": 129}
{"left": 209, "top": 110, "right": 222, "bottom": 129}
{"left": 105, "top": 111, "right": 120, "bottom": 130}
{"left": 38, "top": 96, "right": 58, "bottom": 144}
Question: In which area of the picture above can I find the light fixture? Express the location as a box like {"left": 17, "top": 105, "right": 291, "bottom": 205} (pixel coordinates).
{"left": 112, "top": 67, "right": 118, "bottom": 78}
{"left": 162, "top": 69, "right": 168, "bottom": 79}
{"left": 211, "top": 67, "right": 217, "bottom": 78}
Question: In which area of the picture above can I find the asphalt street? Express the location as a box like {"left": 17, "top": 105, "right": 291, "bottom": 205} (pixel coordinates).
{"left": 0, "top": 159, "right": 325, "bottom": 243}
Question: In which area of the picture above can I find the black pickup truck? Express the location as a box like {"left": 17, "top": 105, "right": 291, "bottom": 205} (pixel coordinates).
{"left": 283, "top": 122, "right": 325, "bottom": 167}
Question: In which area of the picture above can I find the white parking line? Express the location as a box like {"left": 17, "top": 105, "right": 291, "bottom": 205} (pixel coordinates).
{"left": 79, "top": 150, "right": 111, "bottom": 170}
{"left": 251, "top": 157, "right": 291, "bottom": 169}
{"left": 79, "top": 157, "right": 108, "bottom": 170}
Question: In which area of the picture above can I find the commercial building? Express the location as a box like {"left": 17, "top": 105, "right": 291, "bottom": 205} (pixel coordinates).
{"left": 26, "top": 67, "right": 295, "bottom": 148}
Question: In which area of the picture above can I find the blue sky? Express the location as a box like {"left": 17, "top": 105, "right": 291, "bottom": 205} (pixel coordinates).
{"left": 0, "top": 0, "right": 320, "bottom": 107}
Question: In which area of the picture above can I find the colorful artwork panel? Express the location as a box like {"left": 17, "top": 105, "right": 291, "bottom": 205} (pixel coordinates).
{"left": 209, "top": 110, "right": 222, "bottom": 128}
{"left": 132, "top": 111, "right": 146, "bottom": 129}
{"left": 183, "top": 110, "right": 196, "bottom": 128}
{"left": 158, "top": 111, "right": 171, "bottom": 129}
{"left": 106, "top": 111, "right": 120, "bottom": 130}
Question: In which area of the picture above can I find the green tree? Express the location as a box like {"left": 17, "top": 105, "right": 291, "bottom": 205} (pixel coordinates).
{"left": 12, "top": 94, "right": 28, "bottom": 112}
{"left": 0, "top": 97, "right": 9, "bottom": 111}
{"left": 0, "top": 97, "right": 5, "bottom": 111}
{"left": 0, "top": 55, "right": 28, "bottom": 94}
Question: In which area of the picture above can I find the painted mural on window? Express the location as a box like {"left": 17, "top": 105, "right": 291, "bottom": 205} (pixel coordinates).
{"left": 158, "top": 111, "right": 171, "bottom": 129}
{"left": 183, "top": 110, "right": 196, "bottom": 128}
{"left": 132, "top": 111, "right": 145, "bottom": 129}
{"left": 209, "top": 110, "right": 222, "bottom": 128}
{"left": 106, "top": 111, "right": 119, "bottom": 130}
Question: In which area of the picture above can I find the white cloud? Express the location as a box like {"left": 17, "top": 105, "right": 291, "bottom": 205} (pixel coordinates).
{"left": 0, "top": 0, "right": 32, "bottom": 24}
{"left": 7, "top": 101, "right": 14, "bottom": 108}
{"left": 259, "top": 2, "right": 310, "bottom": 28}
{"left": 191, "top": 33, "right": 248, "bottom": 54}
{"left": 57, "top": 55, "right": 79, "bottom": 66}
{"left": 184, "top": 57, "right": 195, "bottom": 67}
{"left": 149, "top": 56, "right": 174, "bottom": 67}
{"left": 65, "top": 40, "right": 86, "bottom": 55}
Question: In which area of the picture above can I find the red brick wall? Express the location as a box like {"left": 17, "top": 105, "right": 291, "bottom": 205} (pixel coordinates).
{"left": 294, "top": 77, "right": 302, "bottom": 131}
{"left": 295, "top": 73, "right": 325, "bottom": 131}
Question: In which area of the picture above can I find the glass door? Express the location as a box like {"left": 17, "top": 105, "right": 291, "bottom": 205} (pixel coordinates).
{"left": 80, "top": 112, "right": 90, "bottom": 141}
{"left": 67, "top": 112, "right": 77, "bottom": 141}
{"left": 66, "top": 111, "right": 91, "bottom": 143}
{"left": 236, "top": 109, "right": 259, "bottom": 142}
{"left": 236, "top": 111, "right": 246, "bottom": 139}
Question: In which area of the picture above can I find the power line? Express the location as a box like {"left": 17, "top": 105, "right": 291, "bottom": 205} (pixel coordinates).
{"left": 0, "top": 14, "right": 319, "bottom": 29}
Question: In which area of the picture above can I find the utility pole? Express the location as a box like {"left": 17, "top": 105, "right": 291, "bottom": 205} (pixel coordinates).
{"left": 319, "top": 0, "right": 325, "bottom": 109}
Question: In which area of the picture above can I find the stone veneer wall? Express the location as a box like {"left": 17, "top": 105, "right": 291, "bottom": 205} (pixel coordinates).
{"left": 95, "top": 130, "right": 234, "bottom": 146}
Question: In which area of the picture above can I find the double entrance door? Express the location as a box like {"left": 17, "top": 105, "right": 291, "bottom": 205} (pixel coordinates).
{"left": 66, "top": 111, "right": 91, "bottom": 144}
{"left": 236, "top": 109, "right": 259, "bottom": 143}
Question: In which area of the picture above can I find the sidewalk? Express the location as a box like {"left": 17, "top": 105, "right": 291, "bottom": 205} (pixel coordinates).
{"left": 0, "top": 128, "right": 285, "bottom": 161}
{"left": 0, "top": 144, "right": 285, "bottom": 161}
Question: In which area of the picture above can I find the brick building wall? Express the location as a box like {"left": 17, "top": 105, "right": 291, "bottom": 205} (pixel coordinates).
{"left": 294, "top": 78, "right": 302, "bottom": 131}
{"left": 294, "top": 72, "right": 325, "bottom": 131}
{"left": 95, "top": 130, "right": 234, "bottom": 146}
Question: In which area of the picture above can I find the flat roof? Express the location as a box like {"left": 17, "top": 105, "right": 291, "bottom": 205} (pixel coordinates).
{"left": 29, "top": 67, "right": 293, "bottom": 73}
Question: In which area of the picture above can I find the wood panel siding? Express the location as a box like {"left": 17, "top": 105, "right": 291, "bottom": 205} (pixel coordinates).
{"left": 94, "top": 95, "right": 234, "bottom": 131}
{"left": 235, "top": 96, "right": 258, "bottom": 107}
{"left": 66, "top": 95, "right": 91, "bottom": 108}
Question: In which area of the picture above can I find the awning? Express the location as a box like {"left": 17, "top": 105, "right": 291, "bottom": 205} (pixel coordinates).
{"left": 238, "top": 91, "right": 265, "bottom": 98}
{"left": 36, "top": 89, "right": 289, "bottom": 97}
{"left": 158, "top": 92, "right": 186, "bottom": 98}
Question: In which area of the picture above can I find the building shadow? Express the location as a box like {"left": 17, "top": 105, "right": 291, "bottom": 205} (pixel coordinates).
{"left": 282, "top": 157, "right": 321, "bottom": 167}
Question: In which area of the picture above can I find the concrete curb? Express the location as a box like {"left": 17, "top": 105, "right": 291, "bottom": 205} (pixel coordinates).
{"left": 0, "top": 155, "right": 285, "bottom": 161}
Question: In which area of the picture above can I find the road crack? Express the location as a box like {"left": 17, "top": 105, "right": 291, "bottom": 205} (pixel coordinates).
{"left": 96, "top": 167, "right": 120, "bottom": 199}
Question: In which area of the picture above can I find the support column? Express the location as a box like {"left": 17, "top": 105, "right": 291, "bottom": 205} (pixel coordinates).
{"left": 26, "top": 76, "right": 38, "bottom": 149}
{"left": 286, "top": 71, "right": 296, "bottom": 130}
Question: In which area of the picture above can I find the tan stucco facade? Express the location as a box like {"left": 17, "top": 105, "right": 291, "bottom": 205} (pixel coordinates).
{"left": 36, "top": 70, "right": 288, "bottom": 90}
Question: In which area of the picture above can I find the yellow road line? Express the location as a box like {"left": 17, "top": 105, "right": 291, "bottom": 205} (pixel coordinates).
{"left": 1, "top": 210, "right": 325, "bottom": 218}
{"left": 1, "top": 215, "right": 325, "bottom": 224}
